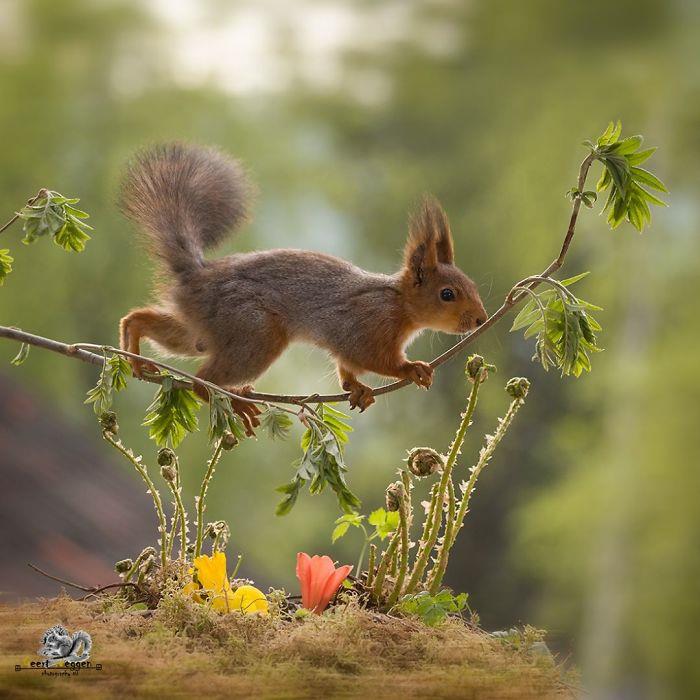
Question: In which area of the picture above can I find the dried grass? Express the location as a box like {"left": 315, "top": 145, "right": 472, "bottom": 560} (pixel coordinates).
{"left": 0, "top": 595, "right": 575, "bottom": 699}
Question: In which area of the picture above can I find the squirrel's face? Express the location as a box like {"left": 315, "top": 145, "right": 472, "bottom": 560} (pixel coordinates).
{"left": 402, "top": 196, "right": 487, "bottom": 335}
{"left": 406, "top": 263, "right": 487, "bottom": 334}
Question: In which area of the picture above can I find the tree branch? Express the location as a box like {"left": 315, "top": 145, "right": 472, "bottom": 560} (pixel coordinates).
{"left": 0, "top": 156, "right": 595, "bottom": 407}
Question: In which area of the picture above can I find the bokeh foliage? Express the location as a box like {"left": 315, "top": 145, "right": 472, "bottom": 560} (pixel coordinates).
{"left": 1, "top": 1, "right": 698, "bottom": 697}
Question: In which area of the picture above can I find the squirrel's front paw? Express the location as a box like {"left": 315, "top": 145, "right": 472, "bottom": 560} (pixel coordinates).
{"left": 229, "top": 384, "right": 262, "bottom": 437}
{"left": 342, "top": 380, "right": 375, "bottom": 412}
{"left": 129, "top": 357, "right": 160, "bottom": 380}
{"left": 402, "top": 361, "right": 434, "bottom": 389}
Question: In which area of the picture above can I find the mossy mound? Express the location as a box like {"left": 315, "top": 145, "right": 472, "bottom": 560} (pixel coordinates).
{"left": 0, "top": 596, "right": 574, "bottom": 699}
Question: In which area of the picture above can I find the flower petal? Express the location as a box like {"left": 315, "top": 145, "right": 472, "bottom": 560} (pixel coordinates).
{"left": 308, "top": 555, "right": 335, "bottom": 612}
{"left": 230, "top": 585, "right": 269, "bottom": 615}
{"left": 296, "top": 552, "right": 313, "bottom": 610}
{"left": 316, "top": 564, "right": 353, "bottom": 613}
{"left": 193, "top": 552, "right": 230, "bottom": 593}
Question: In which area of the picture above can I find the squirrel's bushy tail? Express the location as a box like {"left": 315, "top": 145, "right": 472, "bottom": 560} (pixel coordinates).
{"left": 119, "top": 142, "right": 252, "bottom": 278}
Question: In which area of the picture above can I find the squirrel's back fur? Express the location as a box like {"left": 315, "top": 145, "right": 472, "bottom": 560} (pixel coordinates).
{"left": 119, "top": 143, "right": 252, "bottom": 277}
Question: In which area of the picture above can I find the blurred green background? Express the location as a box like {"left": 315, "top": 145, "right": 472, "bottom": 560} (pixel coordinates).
{"left": 1, "top": 0, "right": 698, "bottom": 697}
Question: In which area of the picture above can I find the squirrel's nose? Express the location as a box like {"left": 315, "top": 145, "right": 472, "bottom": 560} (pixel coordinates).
{"left": 475, "top": 316, "right": 486, "bottom": 327}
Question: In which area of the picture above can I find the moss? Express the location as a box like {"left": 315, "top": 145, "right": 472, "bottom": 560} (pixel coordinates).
{"left": 0, "top": 596, "right": 575, "bottom": 699}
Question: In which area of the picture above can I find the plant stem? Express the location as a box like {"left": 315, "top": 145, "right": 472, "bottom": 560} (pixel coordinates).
{"left": 405, "top": 374, "right": 483, "bottom": 593}
{"left": 195, "top": 440, "right": 224, "bottom": 557}
{"left": 431, "top": 395, "right": 527, "bottom": 593}
{"left": 169, "top": 483, "right": 188, "bottom": 563}
{"left": 356, "top": 538, "right": 368, "bottom": 578}
{"left": 166, "top": 511, "right": 181, "bottom": 559}
{"left": 372, "top": 529, "right": 400, "bottom": 600}
{"left": 103, "top": 431, "right": 168, "bottom": 571}
{"left": 386, "top": 492, "right": 410, "bottom": 608}
{"left": 389, "top": 545, "right": 399, "bottom": 577}
{"left": 0, "top": 189, "right": 47, "bottom": 236}
{"left": 412, "top": 483, "right": 439, "bottom": 574}
{"left": 427, "top": 480, "right": 456, "bottom": 594}
{"left": 230, "top": 554, "right": 243, "bottom": 579}
{"left": 123, "top": 547, "right": 156, "bottom": 583}
{"left": 366, "top": 544, "right": 377, "bottom": 589}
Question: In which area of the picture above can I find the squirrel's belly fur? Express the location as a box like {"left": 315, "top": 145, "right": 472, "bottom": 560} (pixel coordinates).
{"left": 119, "top": 142, "right": 487, "bottom": 426}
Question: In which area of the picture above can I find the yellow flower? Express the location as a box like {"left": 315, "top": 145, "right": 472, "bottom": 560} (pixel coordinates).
{"left": 229, "top": 585, "right": 269, "bottom": 614}
{"left": 195, "top": 552, "right": 230, "bottom": 590}
{"left": 181, "top": 552, "right": 268, "bottom": 615}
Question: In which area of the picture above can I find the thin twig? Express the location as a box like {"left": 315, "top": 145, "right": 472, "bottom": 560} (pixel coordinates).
{"left": 28, "top": 562, "right": 143, "bottom": 599}
{"left": 79, "top": 582, "right": 142, "bottom": 600}
{"left": 28, "top": 563, "right": 93, "bottom": 591}
{"left": 0, "top": 156, "right": 595, "bottom": 407}
{"left": 0, "top": 189, "right": 48, "bottom": 236}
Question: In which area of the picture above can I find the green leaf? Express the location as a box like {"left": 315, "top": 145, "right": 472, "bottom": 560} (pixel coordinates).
{"left": 54, "top": 217, "right": 92, "bottom": 252}
{"left": 610, "top": 134, "right": 643, "bottom": 155}
{"left": 331, "top": 522, "right": 350, "bottom": 543}
{"left": 261, "top": 406, "right": 294, "bottom": 440}
{"left": 603, "top": 156, "right": 629, "bottom": 196}
{"left": 108, "top": 354, "right": 131, "bottom": 391}
{"left": 580, "top": 191, "right": 597, "bottom": 208}
{"left": 277, "top": 406, "right": 359, "bottom": 515}
{"left": 368, "top": 508, "right": 400, "bottom": 540}
{"left": 208, "top": 392, "right": 248, "bottom": 443}
{"left": 396, "top": 590, "right": 468, "bottom": 626}
{"left": 560, "top": 271, "right": 590, "bottom": 287}
{"left": 596, "top": 168, "right": 611, "bottom": 192}
{"left": 275, "top": 477, "right": 304, "bottom": 516}
{"left": 143, "top": 377, "right": 200, "bottom": 448}
{"left": 626, "top": 147, "right": 657, "bottom": 166}
{"left": 588, "top": 124, "right": 667, "bottom": 232}
{"left": 17, "top": 191, "right": 93, "bottom": 252}
{"left": 638, "top": 186, "right": 667, "bottom": 208}
{"left": 596, "top": 120, "right": 621, "bottom": 147}
{"left": 630, "top": 167, "right": 668, "bottom": 193}
{"left": 510, "top": 275, "right": 603, "bottom": 377}
{"left": 10, "top": 342, "right": 30, "bottom": 367}
{"left": 0, "top": 249, "right": 13, "bottom": 285}
{"left": 85, "top": 352, "right": 114, "bottom": 415}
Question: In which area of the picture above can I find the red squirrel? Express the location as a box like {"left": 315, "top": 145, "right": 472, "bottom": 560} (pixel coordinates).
{"left": 119, "top": 143, "right": 487, "bottom": 434}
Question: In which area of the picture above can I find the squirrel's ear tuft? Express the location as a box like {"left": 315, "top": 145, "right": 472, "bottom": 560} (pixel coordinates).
{"left": 404, "top": 196, "right": 453, "bottom": 285}
{"left": 429, "top": 197, "right": 454, "bottom": 265}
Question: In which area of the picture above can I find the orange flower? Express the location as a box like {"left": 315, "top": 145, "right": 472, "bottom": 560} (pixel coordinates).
{"left": 296, "top": 552, "right": 352, "bottom": 614}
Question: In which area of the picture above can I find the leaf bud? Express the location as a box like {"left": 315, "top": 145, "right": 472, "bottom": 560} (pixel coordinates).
{"left": 160, "top": 465, "right": 177, "bottom": 482}
{"left": 406, "top": 447, "right": 443, "bottom": 478}
{"left": 139, "top": 554, "right": 155, "bottom": 576}
{"left": 99, "top": 411, "right": 118, "bottom": 434}
{"left": 157, "top": 447, "right": 176, "bottom": 466}
{"left": 385, "top": 481, "right": 405, "bottom": 512}
{"left": 221, "top": 432, "right": 238, "bottom": 450}
{"left": 114, "top": 558, "right": 133, "bottom": 574}
{"left": 506, "top": 377, "right": 530, "bottom": 399}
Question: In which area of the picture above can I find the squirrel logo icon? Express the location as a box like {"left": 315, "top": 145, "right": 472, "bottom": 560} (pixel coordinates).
{"left": 38, "top": 626, "right": 92, "bottom": 666}
{"left": 119, "top": 143, "right": 487, "bottom": 433}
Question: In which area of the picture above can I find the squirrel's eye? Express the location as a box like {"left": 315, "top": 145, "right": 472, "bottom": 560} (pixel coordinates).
{"left": 440, "top": 288, "right": 456, "bottom": 302}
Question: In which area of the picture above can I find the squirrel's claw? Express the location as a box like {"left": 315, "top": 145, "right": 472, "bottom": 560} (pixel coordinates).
{"left": 230, "top": 385, "right": 262, "bottom": 437}
{"left": 343, "top": 380, "right": 375, "bottom": 412}
{"left": 130, "top": 358, "right": 160, "bottom": 380}
{"left": 403, "top": 360, "right": 434, "bottom": 389}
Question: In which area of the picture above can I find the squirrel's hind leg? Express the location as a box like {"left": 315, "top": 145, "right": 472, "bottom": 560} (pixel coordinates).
{"left": 120, "top": 307, "right": 199, "bottom": 378}
{"left": 338, "top": 365, "right": 375, "bottom": 412}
